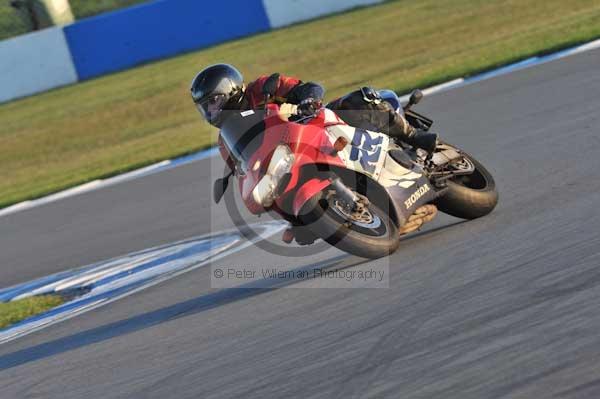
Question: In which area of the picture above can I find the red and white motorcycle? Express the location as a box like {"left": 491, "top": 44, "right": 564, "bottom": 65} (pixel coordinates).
{"left": 214, "top": 81, "right": 498, "bottom": 258}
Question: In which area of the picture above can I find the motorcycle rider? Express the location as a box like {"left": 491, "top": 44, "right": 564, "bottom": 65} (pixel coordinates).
{"left": 190, "top": 64, "right": 438, "bottom": 244}
{"left": 190, "top": 64, "right": 438, "bottom": 154}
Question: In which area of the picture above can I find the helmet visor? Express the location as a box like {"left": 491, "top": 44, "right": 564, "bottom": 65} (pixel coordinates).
{"left": 196, "top": 94, "right": 228, "bottom": 124}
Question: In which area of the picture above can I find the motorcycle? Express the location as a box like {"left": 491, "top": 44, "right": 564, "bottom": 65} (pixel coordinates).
{"left": 213, "top": 77, "right": 498, "bottom": 258}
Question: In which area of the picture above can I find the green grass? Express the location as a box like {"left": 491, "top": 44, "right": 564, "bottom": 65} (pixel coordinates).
{"left": 0, "top": 0, "right": 149, "bottom": 40}
{"left": 0, "top": 295, "right": 64, "bottom": 329}
{"left": 69, "top": 0, "right": 149, "bottom": 19}
{"left": 1, "top": 0, "right": 600, "bottom": 208}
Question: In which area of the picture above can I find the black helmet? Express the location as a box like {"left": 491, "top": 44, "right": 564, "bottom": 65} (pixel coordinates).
{"left": 191, "top": 64, "right": 244, "bottom": 127}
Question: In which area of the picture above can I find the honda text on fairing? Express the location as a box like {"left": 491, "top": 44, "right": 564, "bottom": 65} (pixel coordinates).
{"left": 213, "top": 78, "right": 498, "bottom": 258}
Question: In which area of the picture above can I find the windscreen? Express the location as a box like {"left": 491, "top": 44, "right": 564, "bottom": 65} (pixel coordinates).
{"left": 219, "top": 110, "right": 266, "bottom": 171}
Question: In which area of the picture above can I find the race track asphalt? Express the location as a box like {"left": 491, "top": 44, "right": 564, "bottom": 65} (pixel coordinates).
{"left": 0, "top": 47, "right": 599, "bottom": 398}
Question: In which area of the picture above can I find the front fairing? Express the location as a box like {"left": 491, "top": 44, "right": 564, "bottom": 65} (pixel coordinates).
{"left": 239, "top": 107, "right": 347, "bottom": 214}
{"left": 236, "top": 110, "right": 289, "bottom": 214}
{"left": 219, "top": 109, "right": 268, "bottom": 172}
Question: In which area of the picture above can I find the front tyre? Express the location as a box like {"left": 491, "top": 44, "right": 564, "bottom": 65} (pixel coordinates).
{"left": 299, "top": 189, "right": 399, "bottom": 259}
{"left": 434, "top": 152, "right": 498, "bottom": 219}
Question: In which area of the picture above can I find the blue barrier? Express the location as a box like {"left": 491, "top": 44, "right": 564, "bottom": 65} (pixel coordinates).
{"left": 64, "top": 0, "right": 271, "bottom": 80}
{"left": 0, "top": 0, "right": 384, "bottom": 102}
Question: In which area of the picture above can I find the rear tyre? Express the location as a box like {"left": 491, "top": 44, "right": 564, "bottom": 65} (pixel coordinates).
{"left": 434, "top": 153, "right": 498, "bottom": 219}
{"left": 299, "top": 189, "right": 399, "bottom": 259}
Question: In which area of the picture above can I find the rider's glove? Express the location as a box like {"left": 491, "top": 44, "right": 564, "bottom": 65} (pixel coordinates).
{"left": 297, "top": 97, "right": 322, "bottom": 117}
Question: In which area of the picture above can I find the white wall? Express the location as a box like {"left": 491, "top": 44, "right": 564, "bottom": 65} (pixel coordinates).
{"left": 262, "top": 0, "right": 384, "bottom": 28}
{"left": 0, "top": 27, "right": 77, "bottom": 103}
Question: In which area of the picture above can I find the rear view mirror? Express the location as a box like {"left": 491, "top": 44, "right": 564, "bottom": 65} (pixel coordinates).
{"left": 408, "top": 89, "right": 423, "bottom": 106}
{"left": 403, "top": 89, "right": 424, "bottom": 111}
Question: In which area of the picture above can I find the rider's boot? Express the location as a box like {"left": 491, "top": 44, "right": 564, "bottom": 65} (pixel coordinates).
{"left": 403, "top": 129, "right": 439, "bottom": 155}
{"left": 388, "top": 113, "right": 438, "bottom": 155}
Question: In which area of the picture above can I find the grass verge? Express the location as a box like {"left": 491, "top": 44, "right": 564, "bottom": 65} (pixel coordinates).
{"left": 1, "top": 0, "right": 600, "bottom": 208}
{"left": 69, "top": 0, "right": 150, "bottom": 19}
{"left": 0, "top": 1, "right": 149, "bottom": 41}
{"left": 0, "top": 295, "right": 64, "bottom": 329}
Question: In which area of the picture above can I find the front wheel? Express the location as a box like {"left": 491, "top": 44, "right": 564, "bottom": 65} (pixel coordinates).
{"left": 299, "top": 189, "right": 399, "bottom": 259}
{"left": 434, "top": 151, "right": 498, "bottom": 219}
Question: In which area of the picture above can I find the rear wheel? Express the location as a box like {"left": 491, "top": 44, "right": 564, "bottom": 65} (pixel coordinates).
{"left": 434, "top": 152, "right": 498, "bottom": 219}
{"left": 299, "top": 188, "right": 399, "bottom": 259}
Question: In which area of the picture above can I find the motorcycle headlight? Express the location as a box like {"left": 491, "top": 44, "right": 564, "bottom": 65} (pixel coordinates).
{"left": 252, "top": 145, "right": 295, "bottom": 207}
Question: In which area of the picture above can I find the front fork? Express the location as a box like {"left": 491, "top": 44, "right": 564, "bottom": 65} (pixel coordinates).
{"left": 330, "top": 178, "right": 360, "bottom": 210}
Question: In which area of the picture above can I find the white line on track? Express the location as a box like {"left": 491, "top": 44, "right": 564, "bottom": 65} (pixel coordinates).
{"left": 0, "top": 221, "right": 288, "bottom": 345}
